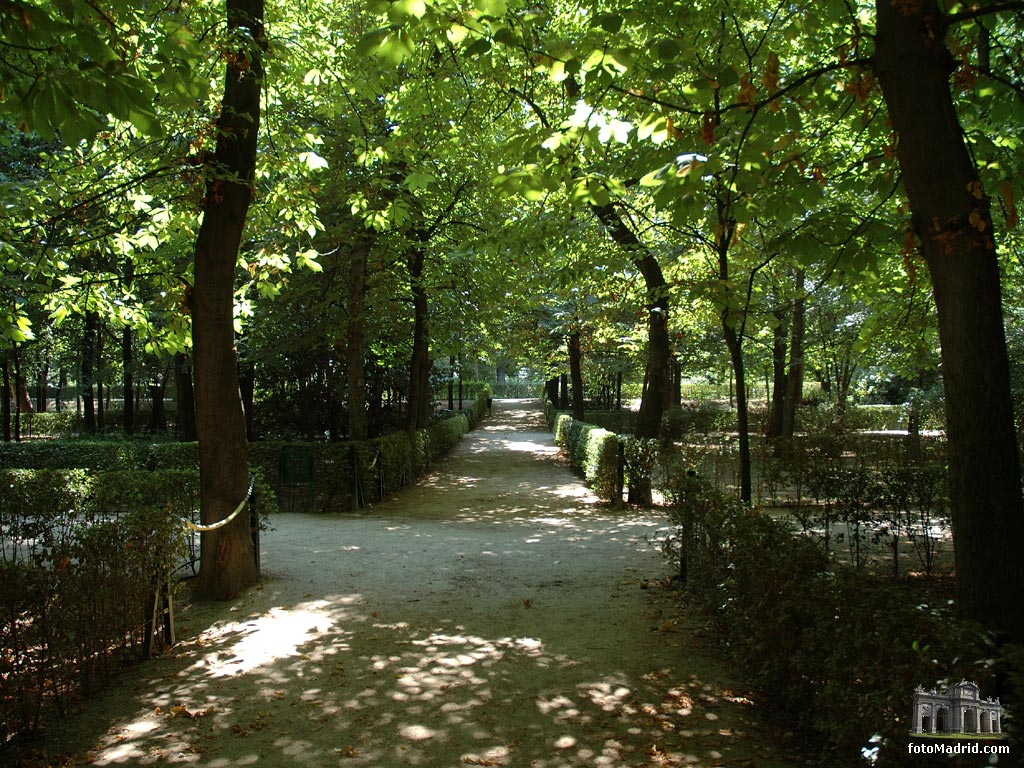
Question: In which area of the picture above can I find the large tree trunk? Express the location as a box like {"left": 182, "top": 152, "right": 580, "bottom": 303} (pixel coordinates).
{"left": 782, "top": 271, "right": 806, "bottom": 439}
{"left": 81, "top": 311, "right": 98, "bottom": 434}
{"left": 407, "top": 248, "right": 432, "bottom": 433}
{"left": 592, "top": 203, "right": 670, "bottom": 505}
{"left": 346, "top": 242, "right": 370, "bottom": 440}
{"left": 191, "top": 0, "right": 265, "bottom": 601}
{"left": 765, "top": 311, "right": 788, "bottom": 439}
{"left": 875, "top": 0, "right": 1024, "bottom": 641}
{"left": 122, "top": 326, "right": 134, "bottom": 436}
{"left": 1, "top": 354, "right": 9, "bottom": 442}
{"left": 568, "top": 330, "right": 585, "bottom": 421}
{"left": 174, "top": 353, "right": 196, "bottom": 440}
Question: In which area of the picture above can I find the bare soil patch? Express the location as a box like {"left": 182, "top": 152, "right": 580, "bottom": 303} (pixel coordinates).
{"left": 25, "top": 399, "right": 808, "bottom": 767}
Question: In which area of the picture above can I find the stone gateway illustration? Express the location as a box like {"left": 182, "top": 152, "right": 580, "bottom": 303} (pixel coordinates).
{"left": 911, "top": 681, "right": 1003, "bottom": 736}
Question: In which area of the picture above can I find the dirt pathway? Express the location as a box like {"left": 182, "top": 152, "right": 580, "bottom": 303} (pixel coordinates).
{"left": 41, "top": 399, "right": 804, "bottom": 767}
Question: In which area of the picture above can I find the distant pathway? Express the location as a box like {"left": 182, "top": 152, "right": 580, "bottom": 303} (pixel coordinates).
{"left": 46, "top": 399, "right": 804, "bottom": 767}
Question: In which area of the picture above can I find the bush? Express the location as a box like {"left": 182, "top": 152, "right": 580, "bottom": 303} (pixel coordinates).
{"left": 653, "top": 467, "right": 1000, "bottom": 766}
{"left": 0, "top": 469, "right": 193, "bottom": 745}
{"left": 553, "top": 414, "right": 622, "bottom": 503}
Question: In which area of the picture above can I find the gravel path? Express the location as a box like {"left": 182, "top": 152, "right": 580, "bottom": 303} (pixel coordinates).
{"left": 40, "top": 399, "right": 803, "bottom": 767}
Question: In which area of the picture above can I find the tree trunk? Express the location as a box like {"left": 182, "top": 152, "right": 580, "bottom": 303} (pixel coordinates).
{"left": 592, "top": 203, "right": 670, "bottom": 506}
{"left": 717, "top": 226, "right": 752, "bottom": 503}
{"left": 765, "top": 311, "right": 788, "bottom": 439}
{"left": 149, "top": 376, "right": 168, "bottom": 433}
{"left": 35, "top": 354, "right": 47, "bottom": 414}
{"left": 56, "top": 366, "right": 66, "bottom": 412}
{"left": 559, "top": 373, "right": 569, "bottom": 409}
{"left": 191, "top": 0, "right": 265, "bottom": 601}
{"left": 592, "top": 204, "right": 670, "bottom": 443}
{"left": 81, "top": 311, "right": 98, "bottom": 434}
{"left": 448, "top": 354, "right": 455, "bottom": 411}
{"left": 546, "top": 377, "right": 559, "bottom": 410}
{"left": 239, "top": 359, "right": 256, "bottom": 441}
{"left": 875, "top": 0, "right": 1024, "bottom": 641}
{"left": 174, "top": 353, "right": 197, "bottom": 440}
{"left": 1, "top": 354, "right": 9, "bottom": 442}
{"left": 122, "top": 326, "right": 134, "bottom": 435}
{"left": 568, "top": 330, "right": 585, "bottom": 421}
{"left": 407, "top": 248, "right": 432, "bottom": 433}
{"left": 346, "top": 242, "right": 370, "bottom": 440}
{"left": 782, "top": 271, "right": 806, "bottom": 439}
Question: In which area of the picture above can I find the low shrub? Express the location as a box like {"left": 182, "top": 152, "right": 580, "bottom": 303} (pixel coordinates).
{"left": 0, "top": 469, "right": 193, "bottom": 745}
{"left": 553, "top": 414, "right": 622, "bottom": 503}
{"left": 653, "top": 469, "right": 1004, "bottom": 766}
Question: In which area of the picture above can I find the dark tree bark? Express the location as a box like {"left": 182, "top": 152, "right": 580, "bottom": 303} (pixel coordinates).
{"left": 346, "top": 242, "right": 370, "bottom": 440}
{"left": 191, "top": 0, "right": 265, "bottom": 600}
{"left": 875, "top": 0, "right": 1024, "bottom": 640}
{"left": 568, "top": 330, "right": 585, "bottom": 421}
{"left": 407, "top": 248, "right": 432, "bottom": 433}
{"left": 545, "top": 377, "right": 559, "bottom": 410}
{"left": 81, "top": 311, "right": 98, "bottom": 434}
{"left": 782, "top": 271, "right": 806, "bottom": 440}
{"left": 558, "top": 373, "right": 569, "bottom": 409}
{"left": 1, "top": 354, "right": 9, "bottom": 442}
{"left": 174, "top": 353, "right": 196, "bottom": 441}
{"left": 765, "top": 311, "right": 788, "bottom": 439}
{"left": 149, "top": 376, "right": 168, "bottom": 433}
{"left": 238, "top": 359, "right": 255, "bottom": 441}
{"left": 122, "top": 326, "right": 134, "bottom": 436}
{"left": 716, "top": 216, "right": 753, "bottom": 503}
{"left": 592, "top": 203, "right": 670, "bottom": 506}
{"left": 56, "top": 366, "right": 66, "bottom": 412}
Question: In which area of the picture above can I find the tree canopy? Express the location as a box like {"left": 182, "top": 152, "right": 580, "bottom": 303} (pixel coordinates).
{"left": 2, "top": 0, "right": 1024, "bottom": 633}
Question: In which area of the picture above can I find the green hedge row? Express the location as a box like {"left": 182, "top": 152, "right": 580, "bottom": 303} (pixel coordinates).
{"left": 1, "top": 395, "right": 489, "bottom": 514}
{"left": 656, "top": 473, "right": 1014, "bottom": 766}
{"left": 552, "top": 412, "right": 622, "bottom": 504}
{"left": 0, "top": 469, "right": 197, "bottom": 745}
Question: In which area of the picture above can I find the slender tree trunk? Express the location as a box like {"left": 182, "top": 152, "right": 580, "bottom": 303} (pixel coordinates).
{"left": 448, "top": 354, "right": 455, "bottom": 411}
{"left": 717, "top": 228, "right": 752, "bottom": 503}
{"left": 568, "top": 330, "right": 585, "bottom": 421}
{"left": 765, "top": 311, "right": 788, "bottom": 439}
{"left": 35, "top": 354, "right": 47, "bottom": 414}
{"left": 122, "top": 326, "right": 134, "bottom": 435}
{"left": 238, "top": 360, "right": 255, "bottom": 441}
{"left": 875, "top": 0, "right": 1024, "bottom": 641}
{"left": 782, "top": 272, "right": 805, "bottom": 439}
{"left": 174, "top": 353, "right": 197, "bottom": 441}
{"left": 546, "top": 377, "right": 559, "bottom": 410}
{"left": 1, "top": 354, "right": 9, "bottom": 442}
{"left": 81, "top": 311, "right": 97, "bottom": 434}
{"left": 559, "top": 373, "right": 569, "bottom": 409}
{"left": 149, "top": 376, "right": 168, "bottom": 433}
{"left": 191, "top": 0, "right": 265, "bottom": 600}
{"left": 592, "top": 204, "right": 670, "bottom": 444}
{"left": 407, "top": 248, "right": 432, "bottom": 433}
{"left": 96, "top": 322, "right": 105, "bottom": 432}
{"left": 592, "top": 203, "right": 670, "bottom": 505}
{"left": 56, "top": 367, "right": 66, "bottom": 412}
{"left": 346, "top": 242, "right": 370, "bottom": 440}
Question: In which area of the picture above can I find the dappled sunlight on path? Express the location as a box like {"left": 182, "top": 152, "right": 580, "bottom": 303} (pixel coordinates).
{"left": 48, "top": 399, "right": 802, "bottom": 768}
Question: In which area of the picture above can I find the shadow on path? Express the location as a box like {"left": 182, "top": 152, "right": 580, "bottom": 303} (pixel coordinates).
{"left": 32, "top": 399, "right": 804, "bottom": 768}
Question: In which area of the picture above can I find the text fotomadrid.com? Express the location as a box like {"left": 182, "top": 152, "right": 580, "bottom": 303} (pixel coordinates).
{"left": 908, "top": 742, "right": 1010, "bottom": 756}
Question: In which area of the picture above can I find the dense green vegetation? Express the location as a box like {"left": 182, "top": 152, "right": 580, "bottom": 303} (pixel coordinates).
{"left": 2, "top": 0, "right": 1024, "bottom": 761}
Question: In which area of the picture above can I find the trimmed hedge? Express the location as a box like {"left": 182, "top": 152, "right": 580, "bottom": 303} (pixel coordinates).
{"left": 0, "top": 469, "right": 195, "bottom": 745}
{"left": 1, "top": 394, "right": 489, "bottom": 514}
{"left": 552, "top": 413, "right": 622, "bottom": 504}
{"left": 656, "top": 472, "right": 1014, "bottom": 767}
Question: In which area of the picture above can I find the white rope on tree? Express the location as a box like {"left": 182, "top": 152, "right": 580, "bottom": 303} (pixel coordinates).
{"left": 185, "top": 478, "right": 255, "bottom": 532}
